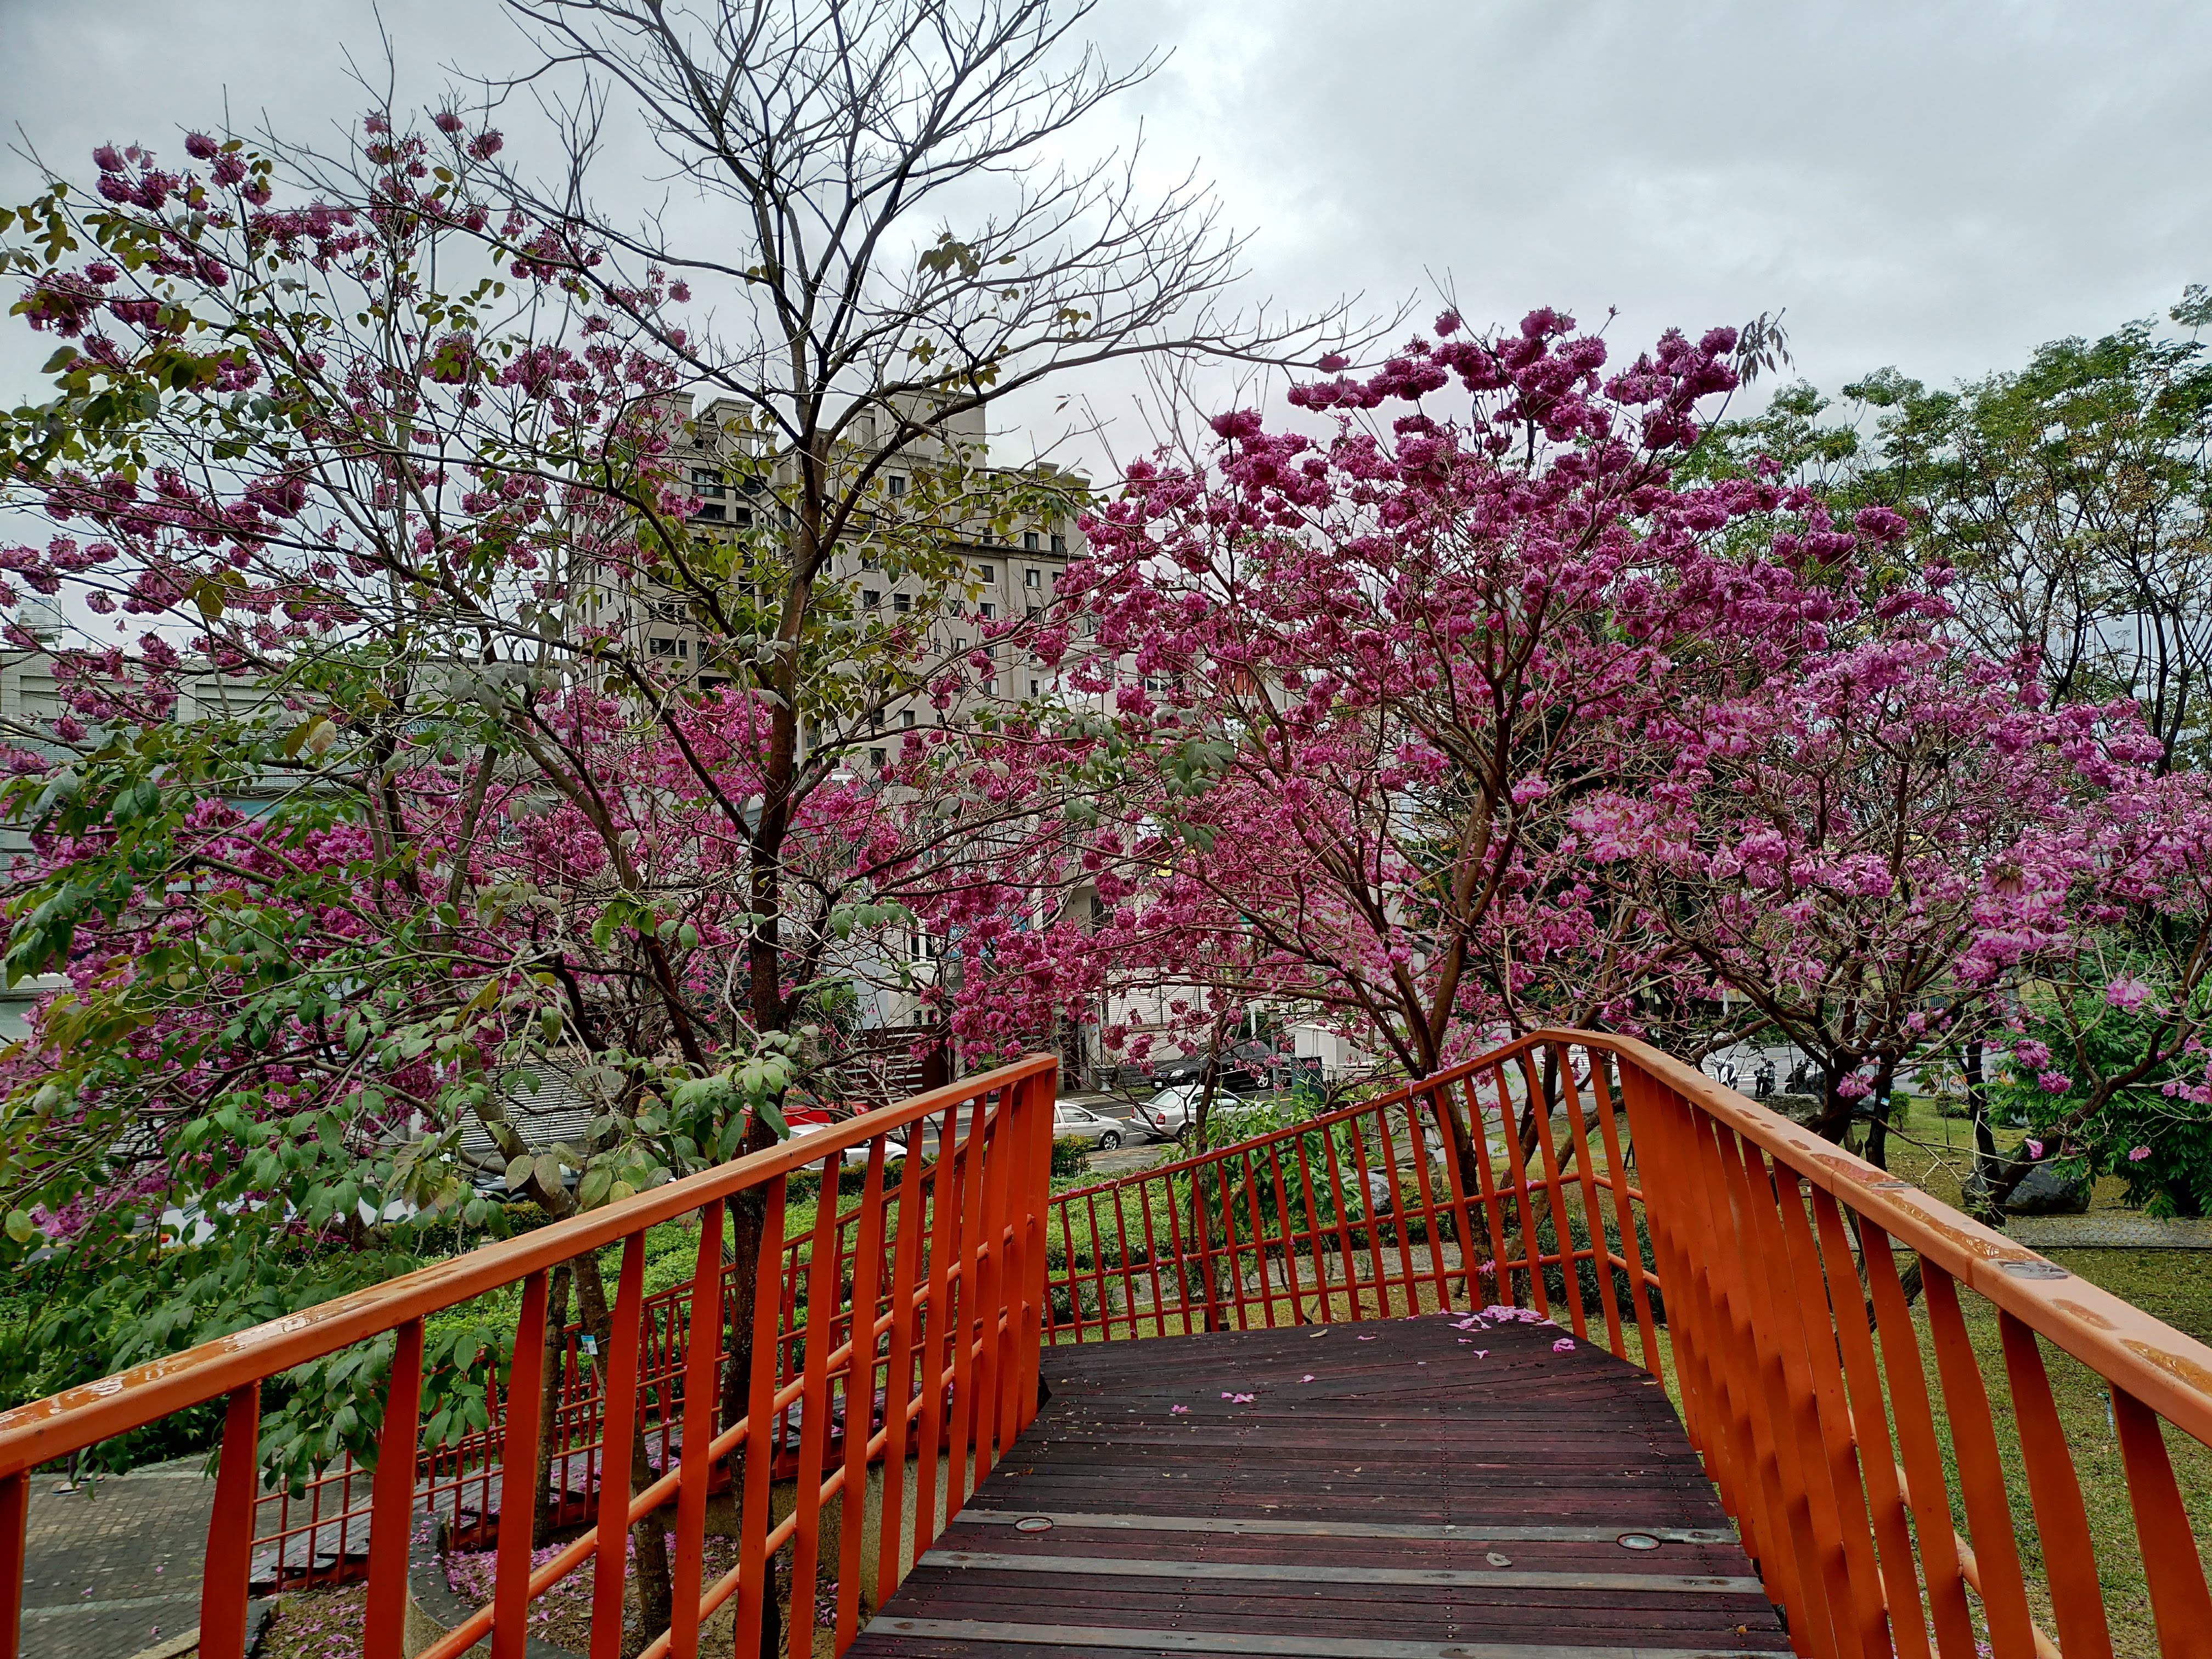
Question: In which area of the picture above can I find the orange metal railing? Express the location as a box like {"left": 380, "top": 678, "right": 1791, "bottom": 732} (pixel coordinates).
{"left": 0, "top": 1053, "right": 1058, "bottom": 1659}
{"left": 1041, "top": 1030, "right": 2212, "bottom": 1659}
{"left": 8, "top": 1031, "right": 2212, "bottom": 1657}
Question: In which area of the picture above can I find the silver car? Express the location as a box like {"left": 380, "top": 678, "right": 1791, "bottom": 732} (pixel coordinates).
{"left": 1136, "top": 1084, "right": 1205, "bottom": 1144}
{"left": 1053, "top": 1101, "right": 1125, "bottom": 1150}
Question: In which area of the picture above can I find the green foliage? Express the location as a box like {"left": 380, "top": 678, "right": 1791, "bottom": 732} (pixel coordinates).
{"left": 1995, "top": 977, "right": 2212, "bottom": 1217}
{"left": 1049, "top": 1136, "right": 1091, "bottom": 1181}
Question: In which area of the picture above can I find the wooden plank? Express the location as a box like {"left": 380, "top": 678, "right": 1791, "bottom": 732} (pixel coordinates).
{"left": 857, "top": 1316, "right": 1787, "bottom": 1659}
{"left": 861, "top": 1619, "right": 1785, "bottom": 1658}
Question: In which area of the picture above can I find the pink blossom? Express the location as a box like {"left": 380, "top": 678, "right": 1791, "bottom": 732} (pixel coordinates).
{"left": 2104, "top": 974, "right": 2153, "bottom": 1013}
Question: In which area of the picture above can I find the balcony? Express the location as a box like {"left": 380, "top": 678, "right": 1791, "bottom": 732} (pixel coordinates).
{"left": 1, "top": 1035, "right": 2208, "bottom": 1658}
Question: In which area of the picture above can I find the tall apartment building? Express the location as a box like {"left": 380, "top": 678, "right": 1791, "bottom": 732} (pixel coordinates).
{"left": 600, "top": 394, "right": 1090, "bottom": 765}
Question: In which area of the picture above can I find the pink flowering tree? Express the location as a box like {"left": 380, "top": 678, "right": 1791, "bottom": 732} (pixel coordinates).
{"left": 1982, "top": 766, "right": 2212, "bottom": 1215}
{"left": 1574, "top": 605, "right": 2160, "bottom": 1160}
{"left": 0, "top": 107, "right": 1100, "bottom": 1608}
{"left": 1027, "top": 313, "right": 1877, "bottom": 1120}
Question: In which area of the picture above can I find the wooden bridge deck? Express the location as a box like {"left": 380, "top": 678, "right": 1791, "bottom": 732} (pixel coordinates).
{"left": 855, "top": 1312, "right": 1790, "bottom": 1659}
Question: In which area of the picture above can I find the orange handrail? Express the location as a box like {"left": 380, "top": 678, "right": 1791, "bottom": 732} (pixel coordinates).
{"left": 1040, "top": 1030, "right": 2212, "bottom": 1658}
{"left": 0, "top": 1052, "right": 1059, "bottom": 1659}
{"left": 11, "top": 1028, "right": 2212, "bottom": 1657}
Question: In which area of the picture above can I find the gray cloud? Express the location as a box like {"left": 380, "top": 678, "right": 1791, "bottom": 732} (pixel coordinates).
{"left": 3, "top": 0, "right": 2206, "bottom": 457}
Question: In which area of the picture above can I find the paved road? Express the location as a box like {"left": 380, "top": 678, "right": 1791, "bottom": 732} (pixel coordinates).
{"left": 20, "top": 1460, "right": 212, "bottom": 1659}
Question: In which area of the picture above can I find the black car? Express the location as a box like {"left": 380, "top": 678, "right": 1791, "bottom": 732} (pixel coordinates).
{"left": 1147, "top": 1040, "right": 1287, "bottom": 1095}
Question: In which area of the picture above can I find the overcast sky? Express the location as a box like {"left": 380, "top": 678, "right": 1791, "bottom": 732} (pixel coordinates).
{"left": 3, "top": 0, "right": 2207, "bottom": 466}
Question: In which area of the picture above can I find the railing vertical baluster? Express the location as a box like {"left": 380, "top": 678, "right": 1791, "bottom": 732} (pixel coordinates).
{"left": 1555, "top": 1053, "right": 1623, "bottom": 1356}
{"left": 1493, "top": 1063, "right": 1549, "bottom": 1318}
{"left": 492, "top": 1273, "right": 550, "bottom": 1659}
{"left": 977, "top": 1088, "right": 1016, "bottom": 1471}
{"left": 1368, "top": 1108, "right": 1418, "bottom": 1314}
{"left": 1216, "top": 1141, "right": 1254, "bottom": 1328}
{"left": 1400, "top": 1093, "right": 1453, "bottom": 1314}
{"left": 945, "top": 1090, "right": 989, "bottom": 1520}
{"left": 1314, "top": 1120, "right": 1357, "bottom": 1321}
{"left": 789, "top": 1158, "right": 843, "bottom": 1644}
{"left": 198, "top": 1385, "right": 262, "bottom": 1659}
{"left": 1421, "top": 1086, "right": 1481, "bottom": 1316}
{"left": 0, "top": 1472, "right": 23, "bottom": 1659}
{"left": 1710, "top": 1127, "right": 1838, "bottom": 1657}
{"left": 590, "top": 1232, "right": 647, "bottom": 1659}
{"left": 1108, "top": 1173, "right": 1139, "bottom": 1341}
{"left": 1158, "top": 1157, "right": 1196, "bottom": 1335}
{"left": 1082, "top": 1188, "right": 1111, "bottom": 1344}
{"left": 732, "top": 1177, "right": 788, "bottom": 1659}
{"left": 1920, "top": 1261, "right": 2043, "bottom": 1659}
{"left": 837, "top": 1141, "right": 890, "bottom": 1654}
{"left": 1005, "top": 1077, "right": 1048, "bottom": 1431}
{"left": 671, "top": 1200, "right": 726, "bottom": 1659}
{"left": 1588, "top": 1058, "right": 1657, "bottom": 1370}
{"left": 1344, "top": 1114, "right": 1389, "bottom": 1318}
{"left": 1131, "top": 1171, "right": 1167, "bottom": 1339}
{"left": 1526, "top": 1048, "right": 1587, "bottom": 1339}
{"left": 1240, "top": 1149, "right": 1277, "bottom": 1327}
{"left": 1289, "top": 1134, "right": 1333, "bottom": 1322}
{"left": 1264, "top": 1143, "right": 1307, "bottom": 1324}
{"left": 916, "top": 1098, "right": 961, "bottom": 1538}
{"left": 1807, "top": 1189, "right": 1930, "bottom": 1659}
{"left": 877, "top": 1141, "right": 926, "bottom": 1600}
{"left": 1673, "top": 1103, "right": 1795, "bottom": 1617}
{"left": 1459, "top": 1073, "right": 1510, "bottom": 1308}
{"left": 363, "top": 1320, "right": 425, "bottom": 1659}
{"left": 1860, "top": 1224, "right": 1977, "bottom": 1659}
{"left": 1996, "top": 1312, "right": 2114, "bottom": 1659}
{"left": 1757, "top": 1162, "right": 1884, "bottom": 1659}
{"left": 1053, "top": 1184, "right": 1084, "bottom": 1340}
{"left": 2111, "top": 1385, "right": 2212, "bottom": 1656}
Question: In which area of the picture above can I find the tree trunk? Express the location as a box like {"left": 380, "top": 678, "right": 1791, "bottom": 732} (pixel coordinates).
{"left": 1962, "top": 1040, "right": 2005, "bottom": 1222}
{"left": 531, "top": 1262, "right": 574, "bottom": 1547}
{"left": 1864, "top": 1056, "right": 1898, "bottom": 1171}
{"left": 1190, "top": 1019, "right": 1231, "bottom": 1332}
{"left": 717, "top": 1154, "right": 783, "bottom": 1659}
{"left": 571, "top": 1252, "right": 674, "bottom": 1640}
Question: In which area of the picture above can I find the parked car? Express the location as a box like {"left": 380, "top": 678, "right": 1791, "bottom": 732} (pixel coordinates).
{"left": 1053, "top": 1101, "right": 1125, "bottom": 1150}
{"left": 786, "top": 1103, "right": 909, "bottom": 1165}
{"left": 1135, "top": 1084, "right": 1204, "bottom": 1144}
{"left": 1147, "top": 1040, "right": 1288, "bottom": 1095}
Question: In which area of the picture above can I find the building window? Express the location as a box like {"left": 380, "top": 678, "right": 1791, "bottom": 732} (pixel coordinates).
{"left": 1051, "top": 534, "right": 1066, "bottom": 555}
{"left": 1023, "top": 531, "right": 1040, "bottom": 551}
{"left": 650, "top": 637, "right": 689, "bottom": 659}
{"left": 652, "top": 599, "right": 687, "bottom": 623}
{"left": 954, "top": 637, "right": 967, "bottom": 653}
{"left": 869, "top": 708, "right": 883, "bottom": 731}
{"left": 870, "top": 746, "right": 887, "bottom": 768}
{"left": 892, "top": 592, "right": 911, "bottom": 613}
{"left": 732, "top": 506, "right": 753, "bottom": 528}
{"left": 902, "top": 709, "right": 916, "bottom": 729}
{"left": 978, "top": 601, "right": 996, "bottom": 620}
{"left": 1027, "top": 603, "right": 1041, "bottom": 619}
{"left": 983, "top": 641, "right": 998, "bottom": 660}
{"left": 1029, "top": 678, "right": 1040, "bottom": 696}
{"left": 863, "top": 588, "right": 881, "bottom": 610}
{"left": 977, "top": 563, "right": 995, "bottom": 583}
{"left": 694, "top": 502, "right": 726, "bottom": 522}
{"left": 1025, "top": 567, "right": 1041, "bottom": 588}
{"left": 690, "top": 467, "right": 724, "bottom": 498}
{"left": 887, "top": 474, "right": 906, "bottom": 497}
{"left": 862, "top": 552, "right": 880, "bottom": 570}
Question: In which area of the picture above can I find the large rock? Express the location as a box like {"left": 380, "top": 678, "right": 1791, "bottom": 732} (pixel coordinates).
{"left": 2001, "top": 1161, "right": 2092, "bottom": 1216}
{"left": 1765, "top": 1092, "right": 1825, "bottom": 1128}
